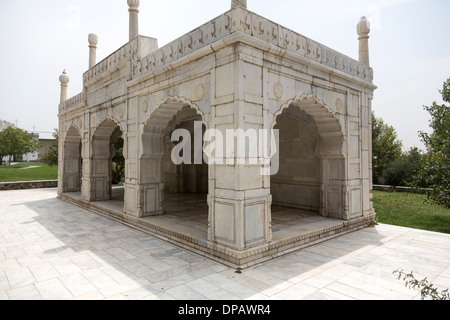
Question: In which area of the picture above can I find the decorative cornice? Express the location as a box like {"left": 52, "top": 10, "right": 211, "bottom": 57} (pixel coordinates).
{"left": 130, "top": 7, "right": 374, "bottom": 85}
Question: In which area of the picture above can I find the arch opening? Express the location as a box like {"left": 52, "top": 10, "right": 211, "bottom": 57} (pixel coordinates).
{"left": 272, "top": 107, "right": 321, "bottom": 211}
{"left": 91, "top": 117, "right": 125, "bottom": 202}
{"left": 271, "top": 96, "right": 346, "bottom": 219}
{"left": 63, "top": 125, "right": 83, "bottom": 193}
{"left": 140, "top": 99, "right": 209, "bottom": 225}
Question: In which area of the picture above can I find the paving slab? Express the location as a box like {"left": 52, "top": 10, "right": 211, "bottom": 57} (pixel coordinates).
{"left": 1, "top": 188, "right": 449, "bottom": 300}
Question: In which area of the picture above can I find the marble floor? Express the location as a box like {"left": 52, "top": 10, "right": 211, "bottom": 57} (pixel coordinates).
{"left": 1, "top": 188, "right": 449, "bottom": 300}
{"left": 65, "top": 186, "right": 345, "bottom": 248}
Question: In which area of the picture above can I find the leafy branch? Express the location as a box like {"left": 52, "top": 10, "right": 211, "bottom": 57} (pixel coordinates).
{"left": 393, "top": 270, "right": 449, "bottom": 300}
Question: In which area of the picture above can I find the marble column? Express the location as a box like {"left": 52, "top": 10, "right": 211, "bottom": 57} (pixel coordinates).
{"left": 357, "top": 16, "right": 371, "bottom": 66}
{"left": 88, "top": 33, "right": 98, "bottom": 69}
{"left": 128, "top": 0, "right": 140, "bottom": 41}
{"left": 59, "top": 70, "right": 69, "bottom": 103}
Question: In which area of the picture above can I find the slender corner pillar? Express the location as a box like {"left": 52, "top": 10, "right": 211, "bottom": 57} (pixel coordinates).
{"left": 58, "top": 70, "right": 69, "bottom": 196}
{"left": 127, "top": 0, "right": 140, "bottom": 41}
{"left": 88, "top": 33, "right": 98, "bottom": 69}
{"left": 231, "top": 0, "right": 247, "bottom": 9}
{"left": 357, "top": 16, "right": 371, "bottom": 66}
{"left": 207, "top": 53, "right": 272, "bottom": 254}
{"left": 59, "top": 70, "right": 69, "bottom": 103}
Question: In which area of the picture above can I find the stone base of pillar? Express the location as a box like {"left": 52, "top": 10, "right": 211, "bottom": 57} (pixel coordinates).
{"left": 128, "top": 183, "right": 164, "bottom": 218}
{"left": 80, "top": 177, "right": 110, "bottom": 202}
{"left": 62, "top": 173, "right": 81, "bottom": 193}
{"left": 207, "top": 192, "right": 272, "bottom": 251}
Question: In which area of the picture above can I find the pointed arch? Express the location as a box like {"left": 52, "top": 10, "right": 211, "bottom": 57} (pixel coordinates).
{"left": 92, "top": 115, "right": 125, "bottom": 140}
{"left": 144, "top": 96, "right": 207, "bottom": 134}
{"left": 271, "top": 94, "right": 346, "bottom": 218}
{"left": 64, "top": 123, "right": 82, "bottom": 142}
{"left": 89, "top": 115, "right": 126, "bottom": 202}
{"left": 138, "top": 95, "right": 209, "bottom": 217}
{"left": 273, "top": 94, "right": 344, "bottom": 139}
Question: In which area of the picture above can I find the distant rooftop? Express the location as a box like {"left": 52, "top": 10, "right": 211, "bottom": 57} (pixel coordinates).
{"left": 34, "top": 132, "right": 56, "bottom": 140}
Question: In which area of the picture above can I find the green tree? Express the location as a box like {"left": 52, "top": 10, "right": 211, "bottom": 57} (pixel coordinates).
{"left": 372, "top": 112, "right": 403, "bottom": 184}
{"left": 40, "top": 129, "right": 59, "bottom": 167}
{"left": 111, "top": 137, "right": 125, "bottom": 185}
{"left": 415, "top": 78, "right": 450, "bottom": 207}
{"left": 381, "top": 147, "right": 424, "bottom": 187}
{"left": 0, "top": 127, "right": 40, "bottom": 166}
{"left": 0, "top": 131, "right": 5, "bottom": 166}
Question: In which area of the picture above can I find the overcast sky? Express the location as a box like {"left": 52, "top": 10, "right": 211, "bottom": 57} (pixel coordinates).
{"left": 0, "top": 0, "right": 448, "bottom": 151}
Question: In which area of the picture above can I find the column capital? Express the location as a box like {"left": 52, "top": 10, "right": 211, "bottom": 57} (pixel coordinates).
{"left": 128, "top": 0, "right": 140, "bottom": 11}
{"left": 357, "top": 16, "right": 371, "bottom": 38}
{"left": 88, "top": 33, "right": 98, "bottom": 48}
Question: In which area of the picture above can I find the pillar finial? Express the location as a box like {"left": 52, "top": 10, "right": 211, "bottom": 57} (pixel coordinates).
{"left": 357, "top": 16, "right": 371, "bottom": 66}
{"left": 128, "top": 0, "right": 140, "bottom": 41}
{"left": 59, "top": 70, "right": 70, "bottom": 103}
{"left": 88, "top": 33, "right": 98, "bottom": 69}
{"left": 231, "top": 0, "right": 247, "bottom": 10}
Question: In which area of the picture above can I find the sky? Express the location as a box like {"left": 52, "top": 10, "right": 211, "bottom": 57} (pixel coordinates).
{"left": 0, "top": 0, "right": 448, "bottom": 151}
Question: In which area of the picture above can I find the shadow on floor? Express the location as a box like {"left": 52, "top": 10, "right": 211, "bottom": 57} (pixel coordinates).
{"left": 5, "top": 188, "right": 393, "bottom": 300}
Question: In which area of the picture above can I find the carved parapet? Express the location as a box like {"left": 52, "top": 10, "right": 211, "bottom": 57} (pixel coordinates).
{"left": 83, "top": 36, "right": 158, "bottom": 86}
{"left": 130, "top": 7, "right": 374, "bottom": 84}
{"left": 59, "top": 92, "right": 85, "bottom": 114}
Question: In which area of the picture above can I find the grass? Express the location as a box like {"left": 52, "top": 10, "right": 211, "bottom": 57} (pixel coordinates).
{"left": 1, "top": 164, "right": 449, "bottom": 234}
{"left": 0, "top": 162, "right": 58, "bottom": 182}
{"left": 372, "top": 190, "right": 450, "bottom": 234}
